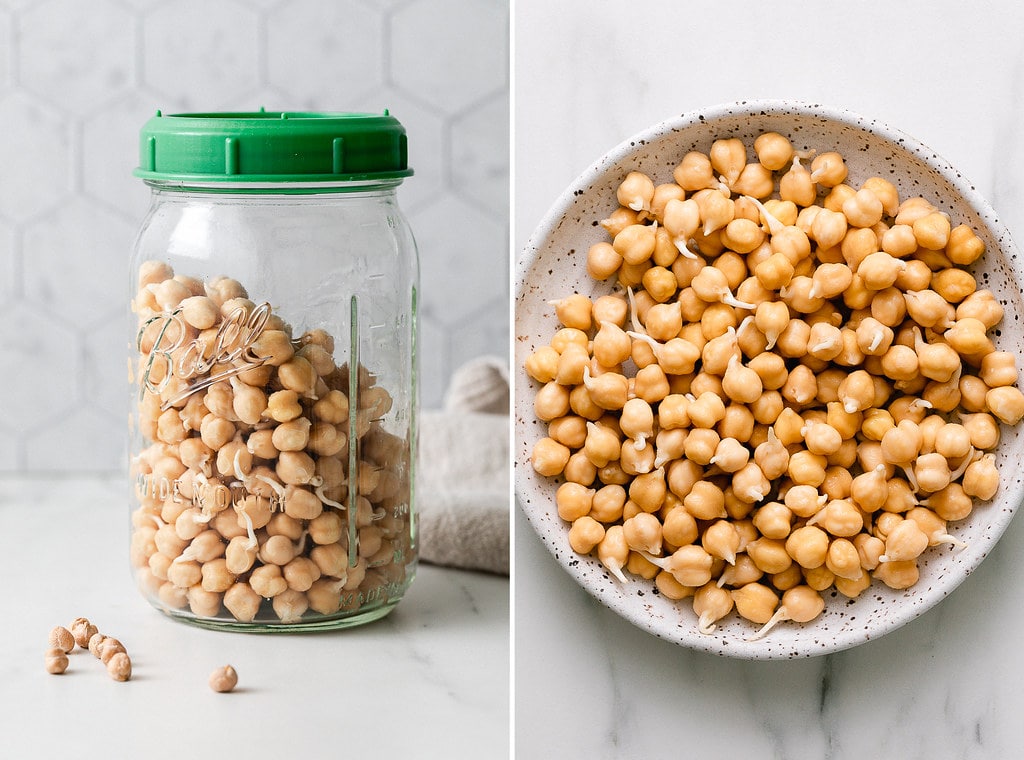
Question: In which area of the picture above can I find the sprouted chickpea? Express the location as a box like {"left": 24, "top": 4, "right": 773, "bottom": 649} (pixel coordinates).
{"left": 693, "top": 583, "right": 735, "bottom": 634}
{"left": 527, "top": 130, "right": 1024, "bottom": 640}
{"left": 748, "top": 585, "right": 825, "bottom": 640}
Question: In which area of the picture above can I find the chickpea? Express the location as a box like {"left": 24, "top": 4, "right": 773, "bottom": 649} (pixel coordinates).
{"left": 682, "top": 480, "right": 726, "bottom": 520}
{"left": 913, "top": 211, "right": 951, "bottom": 250}
{"left": 732, "top": 163, "right": 774, "bottom": 199}
{"left": 924, "top": 483, "right": 974, "bottom": 522}
{"left": 904, "top": 507, "right": 966, "bottom": 550}
{"left": 590, "top": 322, "right": 630, "bottom": 368}
{"left": 594, "top": 525, "right": 629, "bottom": 583}
{"left": 244, "top": 330, "right": 293, "bottom": 370}
{"left": 650, "top": 184, "right": 686, "bottom": 225}
{"left": 69, "top": 617, "right": 99, "bottom": 649}
{"left": 773, "top": 318, "right": 809, "bottom": 360}
{"left": 777, "top": 155, "right": 815, "bottom": 207}
{"left": 867, "top": 288, "right": 906, "bottom": 329}
{"left": 731, "top": 582, "right": 779, "bottom": 625}
{"left": 806, "top": 499, "right": 863, "bottom": 537}
{"left": 48, "top": 625, "right": 76, "bottom": 654}
{"left": 754, "top": 252, "right": 795, "bottom": 291}
{"left": 839, "top": 187, "right": 882, "bottom": 228}
{"left": 960, "top": 412, "right": 1000, "bottom": 451}
{"left": 963, "top": 454, "right": 999, "bottom": 500}
{"left": 979, "top": 352, "right": 1018, "bottom": 388}
{"left": 691, "top": 266, "right": 753, "bottom": 309}
{"left": 271, "top": 417, "right": 312, "bottom": 453}
{"left": 747, "top": 353, "right": 788, "bottom": 392}
{"left": 880, "top": 344, "right": 919, "bottom": 382}
{"left": 932, "top": 268, "right": 977, "bottom": 303}
{"left": 614, "top": 172, "right": 654, "bottom": 215}
{"left": 787, "top": 450, "right": 827, "bottom": 488}
{"left": 247, "top": 564, "right": 287, "bottom": 598}
{"left": 644, "top": 301, "right": 684, "bottom": 342}
{"left": 613, "top": 224, "right": 657, "bottom": 266}
{"left": 986, "top": 386, "right": 1024, "bottom": 425}
{"left": 44, "top": 648, "right": 70, "bottom": 675}
{"left": 204, "top": 664, "right": 240, "bottom": 693}
{"left": 722, "top": 354, "right": 763, "bottom": 405}
{"left": 781, "top": 365, "right": 817, "bottom": 407}
{"left": 582, "top": 369, "right": 629, "bottom": 410}
{"left": 588, "top": 298, "right": 627, "bottom": 331}
{"left": 956, "top": 289, "right": 1003, "bottom": 328}
{"left": 750, "top": 584, "right": 826, "bottom": 638}
{"left": 752, "top": 501, "right": 793, "bottom": 540}
{"left": 874, "top": 559, "right": 920, "bottom": 590}
{"left": 749, "top": 391, "right": 784, "bottom": 428}
{"left": 824, "top": 538, "right": 864, "bottom": 581}
{"left": 104, "top": 651, "right": 132, "bottom": 682}
{"left": 914, "top": 332, "right": 960, "bottom": 383}
{"left": 587, "top": 241, "right": 623, "bottom": 280}
{"left": 904, "top": 289, "right": 955, "bottom": 330}
{"left": 547, "top": 416, "right": 587, "bottom": 450}
{"left": 555, "top": 482, "right": 595, "bottom": 522}
{"left": 622, "top": 512, "right": 663, "bottom": 555}
{"left": 555, "top": 343, "right": 590, "bottom": 386}
{"left": 710, "top": 437, "right": 750, "bottom": 473}
{"left": 672, "top": 151, "right": 714, "bottom": 191}
{"left": 785, "top": 526, "right": 829, "bottom": 569}
{"left": 753, "top": 132, "right": 793, "bottom": 171}
{"left": 721, "top": 217, "right": 765, "bottom": 253}
{"left": 894, "top": 260, "right": 934, "bottom": 294}
{"left": 86, "top": 632, "right": 108, "bottom": 658}
{"left": 643, "top": 544, "right": 712, "bottom": 587}
{"left": 732, "top": 462, "right": 770, "bottom": 503}
{"left": 702, "top": 519, "right": 740, "bottom": 565}
{"left": 96, "top": 637, "right": 127, "bottom": 666}
{"left": 263, "top": 389, "right": 303, "bottom": 423}
{"left": 531, "top": 437, "right": 571, "bottom": 477}
{"left": 246, "top": 427, "right": 279, "bottom": 460}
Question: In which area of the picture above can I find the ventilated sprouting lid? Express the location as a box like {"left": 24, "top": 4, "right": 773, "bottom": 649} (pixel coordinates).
{"left": 134, "top": 109, "right": 412, "bottom": 183}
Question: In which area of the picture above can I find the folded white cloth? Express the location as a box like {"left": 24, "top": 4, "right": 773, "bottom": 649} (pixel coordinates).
{"left": 416, "top": 357, "right": 510, "bottom": 575}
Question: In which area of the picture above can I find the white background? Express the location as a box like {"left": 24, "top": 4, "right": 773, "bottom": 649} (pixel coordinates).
{"left": 0, "top": 0, "right": 509, "bottom": 472}
{"left": 515, "top": 1, "right": 1024, "bottom": 758}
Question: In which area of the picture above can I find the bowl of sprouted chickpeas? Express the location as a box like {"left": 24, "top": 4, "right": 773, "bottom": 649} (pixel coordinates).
{"left": 515, "top": 100, "right": 1024, "bottom": 659}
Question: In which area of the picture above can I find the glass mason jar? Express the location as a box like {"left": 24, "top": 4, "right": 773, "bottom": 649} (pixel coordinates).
{"left": 128, "top": 111, "right": 419, "bottom": 631}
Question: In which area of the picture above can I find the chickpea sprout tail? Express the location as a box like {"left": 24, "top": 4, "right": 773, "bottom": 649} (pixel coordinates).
{"left": 527, "top": 132, "right": 1022, "bottom": 641}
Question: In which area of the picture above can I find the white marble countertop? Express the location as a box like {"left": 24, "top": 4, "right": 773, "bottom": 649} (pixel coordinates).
{"left": 0, "top": 475, "right": 509, "bottom": 759}
{"left": 515, "top": 1, "right": 1024, "bottom": 757}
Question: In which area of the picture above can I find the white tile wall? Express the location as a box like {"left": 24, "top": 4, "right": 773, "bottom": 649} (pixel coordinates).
{"left": 0, "top": 0, "right": 509, "bottom": 472}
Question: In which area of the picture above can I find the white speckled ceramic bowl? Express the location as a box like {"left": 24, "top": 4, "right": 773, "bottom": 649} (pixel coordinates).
{"left": 515, "top": 100, "right": 1024, "bottom": 659}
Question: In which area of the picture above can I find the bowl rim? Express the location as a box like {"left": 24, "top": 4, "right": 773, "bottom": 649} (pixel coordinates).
{"left": 514, "top": 98, "right": 1024, "bottom": 659}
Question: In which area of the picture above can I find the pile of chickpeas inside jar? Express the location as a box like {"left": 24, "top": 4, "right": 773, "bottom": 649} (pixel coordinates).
{"left": 130, "top": 262, "right": 412, "bottom": 626}
{"left": 526, "top": 132, "right": 1024, "bottom": 639}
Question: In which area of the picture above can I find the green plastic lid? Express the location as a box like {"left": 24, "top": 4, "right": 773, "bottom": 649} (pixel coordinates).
{"left": 134, "top": 109, "right": 412, "bottom": 184}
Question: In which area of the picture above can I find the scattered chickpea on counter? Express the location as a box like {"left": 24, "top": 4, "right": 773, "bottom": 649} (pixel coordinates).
{"left": 209, "top": 665, "right": 239, "bottom": 693}
{"left": 44, "top": 618, "right": 132, "bottom": 681}
{"left": 44, "top": 648, "right": 69, "bottom": 675}
{"left": 527, "top": 132, "right": 1024, "bottom": 639}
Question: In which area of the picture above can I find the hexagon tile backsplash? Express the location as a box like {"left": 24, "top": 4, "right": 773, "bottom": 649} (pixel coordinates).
{"left": 0, "top": 0, "right": 510, "bottom": 472}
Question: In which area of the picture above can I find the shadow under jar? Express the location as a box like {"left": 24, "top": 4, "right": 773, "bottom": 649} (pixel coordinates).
{"left": 129, "top": 111, "right": 419, "bottom": 631}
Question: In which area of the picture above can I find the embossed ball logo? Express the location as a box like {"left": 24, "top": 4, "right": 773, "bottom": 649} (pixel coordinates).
{"left": 137, "top": 302, "right": 272, "bottom": 409}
